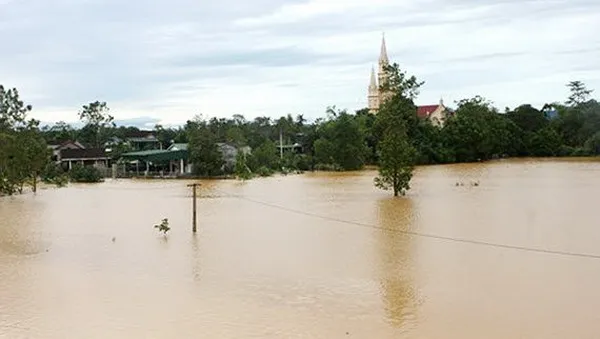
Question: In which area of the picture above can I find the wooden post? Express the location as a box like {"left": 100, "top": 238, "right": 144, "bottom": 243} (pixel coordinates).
{"left": 187, "top": 183, "right": 200, "bottom": 233}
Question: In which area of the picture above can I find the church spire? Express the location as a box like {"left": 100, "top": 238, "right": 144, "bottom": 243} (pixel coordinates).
{"left": 369, "top": 66, "right": 377, "bottom": 89}
{"left": 379, "top": 33, "right": 389, "bottom": 65}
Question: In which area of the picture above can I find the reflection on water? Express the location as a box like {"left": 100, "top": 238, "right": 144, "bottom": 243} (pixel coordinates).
{"left": 2, "top": 158, "right": 600, "bottom": 338}
{"left": 376, "top": 198, "right": 419, "bottom": 330}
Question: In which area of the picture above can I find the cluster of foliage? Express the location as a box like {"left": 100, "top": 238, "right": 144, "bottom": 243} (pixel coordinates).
{"left": 3, "top": 66, "right": 598, "bottom": 197}
{"left": 0, "top": 86, "right": 52, "bottom": 195}
{"left": 68, "top": 164, "right": 104, "bottom": 183}
{"left": 154, "top": 218, "right": 171, "bottom": 235}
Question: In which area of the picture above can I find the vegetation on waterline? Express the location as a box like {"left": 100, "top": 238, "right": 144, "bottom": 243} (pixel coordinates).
{"left": 2, "top": 64, "right": 599, "bottom": 196}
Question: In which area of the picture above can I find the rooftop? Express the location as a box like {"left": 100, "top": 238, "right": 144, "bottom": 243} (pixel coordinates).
{"left": 60, "top": 148, "right": 108, "bottom": 160}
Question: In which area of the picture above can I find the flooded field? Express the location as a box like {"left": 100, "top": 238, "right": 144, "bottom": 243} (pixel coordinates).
{"left": 2, "top": 158, "right": 600, "bottom": 338}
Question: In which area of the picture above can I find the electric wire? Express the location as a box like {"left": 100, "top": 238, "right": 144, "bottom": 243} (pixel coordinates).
{"left": 210, "top": 187, "right": 600, "bottom": 261}
{"left": 67, "top": 182, "right": 600, "bottom": 260}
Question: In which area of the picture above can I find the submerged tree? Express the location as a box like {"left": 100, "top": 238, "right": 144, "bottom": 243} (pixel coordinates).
{"left": 154, "top": 218, "right": 171, "bottom": 235}
{"left": 375, "top": 123, "right": 417, "bottom": 196}
{"left": 234, "top": 149, "right": 252, "bottom": 180}
{"left": 373, "top": 64, "right": 421, "bottom": 196}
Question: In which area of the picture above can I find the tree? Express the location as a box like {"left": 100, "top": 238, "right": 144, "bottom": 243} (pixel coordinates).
{"left": 0, "top": 85, "right": 50, "bottom": 195}
{"left": 78, "top": 101, "right": 115, "bottom": 148}
{"left": 566, "top": 81, "right": 593, "bottom": 107}
{"left": 187, "top": 118, "right": 224, "bottom": 177}
{"left": 373, "top": 63, "right": 422, "bottom": 196}
{"left": 313, "top": 108, "right": 369, "bottom": 170}
{"left": 248, "top": 139, "right": 279, "bottom": 170}
{"left": 375, "top": 124, "right": 416, "bottom": 196}
{"left": 441, "top": 96, "right": 505, "bottom": 162}
{"left": 234, "top": 150, "right": 252, "bottom": 180}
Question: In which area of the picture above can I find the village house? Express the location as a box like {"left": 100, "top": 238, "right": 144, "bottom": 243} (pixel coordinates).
{"left": 105, "top": 130, "right": 162, "bottom": 152}
{"left": 120, "top": 142, "right": 252, "bottom": 177}
{"left": 417, "top": 99, "right": 453, "bottom": 127}
{"left": 47, "top": 140, "right": 110, "bottom": 170}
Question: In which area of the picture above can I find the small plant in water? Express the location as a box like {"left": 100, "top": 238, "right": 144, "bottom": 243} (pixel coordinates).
{"left": 154, "top": 218, "right": 170, "bottom": 235}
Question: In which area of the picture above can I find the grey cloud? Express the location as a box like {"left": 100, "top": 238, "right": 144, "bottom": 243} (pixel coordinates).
{"left": 169, "top": 46, "right": 327, "bottom": 68}
{"left": 114, "top": 116, "right": 161, "bottom": 129}
{"left": 1, "top": 0, "right": 599, "bottom": 123}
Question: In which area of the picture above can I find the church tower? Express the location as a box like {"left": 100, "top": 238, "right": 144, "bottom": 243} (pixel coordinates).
{"left": 368, "top": 66, "right": 379, "bottom": 114}
{"left": 367, "top": 33, "right": 392, "bottom": 114}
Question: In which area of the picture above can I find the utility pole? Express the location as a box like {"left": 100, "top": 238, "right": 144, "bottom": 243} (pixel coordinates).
{"left": 187, "top": 183, "right": 200, "bottom": 233}
{"left": 279, "top": 127, "right": 283, "bottom": 159}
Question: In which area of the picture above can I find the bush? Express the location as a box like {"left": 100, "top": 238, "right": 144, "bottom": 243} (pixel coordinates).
{"left": 256, "top": 166, "right": 274, "bottom": 177}
{"left": 41, "top": 163, "right": 69, "bottom": 187}
{"left": 314, "top": 163, "right": 343, "bottom": 171}
{"left": 69, "top": 164, "right": 104, "bottom": 183}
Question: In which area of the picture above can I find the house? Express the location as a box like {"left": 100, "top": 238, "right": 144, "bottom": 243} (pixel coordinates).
{"left": 59, "top": 148, "right": 111, "bottom": 170}
{"left": 120, "top": 142, "right": 252, "bottom": 176}
{"left": 104, "top": 130, "right": 162, "bottom": 152}
{"left": 47, "top": 140, "right": 86, "bottom": 162}
{"left": 121, "top": 143, "right": 191, "bottom": 176}
{"left": 217, "top": 143, "right": 251, "bottom": 171}
{"left": 541, "top": 104, "right": 560, "bottom": 120}
{"left": 417, "top": 99, "right": 452, "bottom": 127}
{"left": 125, "top": 130, "right": 162, "bottom": 151}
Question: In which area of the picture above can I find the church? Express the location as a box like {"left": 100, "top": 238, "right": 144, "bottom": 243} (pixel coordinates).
{"left": 367, "top": 34, "right": 450, "bottom": 127}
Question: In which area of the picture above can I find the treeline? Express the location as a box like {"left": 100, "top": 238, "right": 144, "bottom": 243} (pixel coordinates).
{"left": 1, "top": 64, "right": 599, "bottom": 195}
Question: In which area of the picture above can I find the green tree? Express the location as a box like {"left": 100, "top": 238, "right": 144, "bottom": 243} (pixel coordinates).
{"left": 0, "top": 85, "right": 50, "bottom": 195}
{"left": 373, "top": 63, "right": 422, "bottom": 196}
{"left": 234, "top": 150, "right": 252, "bottom": 180}
{"left": 313, "top": 108, "right": 368, "bottom": 170}
{"left": 566, "top": 81, "right": 593, "bottom": 107}
{"left": 78, "top": 101, "right": 115, "bottom": 148}
{"left": 375, "top": 123, "right": 416, "bottom": 196}
{"left": 248, "top": 139, "right": 279, "bottom": 170}
{"left": 187, "top": 117, "right": 224, "bottom": 177}
{"left": 442, "top": 96, "right": 506, "bottom": 162}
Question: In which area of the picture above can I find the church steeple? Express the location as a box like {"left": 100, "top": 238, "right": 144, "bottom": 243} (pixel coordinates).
{"left": 369, "top": 66, "right": 377, "bottom": 90}
{"left": 368, "top": 66, "right": 379, "bottom": 114}
{"left": 379, "top": 33, "right": 389, "bottom": 66}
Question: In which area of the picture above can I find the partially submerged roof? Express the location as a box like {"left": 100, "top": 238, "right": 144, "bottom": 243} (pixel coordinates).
{"left": 60, "top": 148, "right": 108, "bottom": 160}
{"left": 121, "top": 149, "right": 188, "bottom": 162}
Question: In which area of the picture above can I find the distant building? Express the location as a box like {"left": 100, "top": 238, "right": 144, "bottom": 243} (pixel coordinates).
{"left": 105, "top": 130, "right": 161, "bottom": 152}
{"left": 541, "top": 104, "right": 560, "bottom": 120}
{"left": 120, "top": 142, "right": 252, "bottom": 176}
{"left": 217, "top": 143, "right": 251, "bottom": 172}
{"left": 48, "top": 140, "right": 85, "bottom": 162}
{"left": 59, "top": 148, "right": 110, "bottom": 170}
{"left": 366, "top": 34, "right": 452, "bottom": 127}
{"left": 417, "top": 100, "right": 452, "bottom": 127}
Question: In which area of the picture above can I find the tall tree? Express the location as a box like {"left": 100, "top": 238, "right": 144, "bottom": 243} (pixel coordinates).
{"left": 375, "top": 113, "right": 416, "bottom": 196}
{"left": 373, "top": 64, "right": 422, "bottom": 196}
{"left": 78, "top": 101, "right": 115, "bottom": 148}
{"left": 313, "top": 108, "right": 369, "bottom": 170}
{"left": 0, "top": 85, "right": 50, "bottom": 195}
{"left": 187, "top": 117, "right": 224, "bottom": 177}
{"left": 566, "top": 81, "right": 593, "bottom": 107}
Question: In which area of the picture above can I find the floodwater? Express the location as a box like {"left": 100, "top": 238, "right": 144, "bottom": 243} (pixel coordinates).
{"left": 2, "top": 158, "right": 600, "bottom": 338}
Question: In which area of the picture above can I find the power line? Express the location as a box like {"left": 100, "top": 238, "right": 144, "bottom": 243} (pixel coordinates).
{"left": 64, "top": 182, "right": 600, "bottom": 260}
{"left": 211, "top": 188, "right": 600, "bottom": 261}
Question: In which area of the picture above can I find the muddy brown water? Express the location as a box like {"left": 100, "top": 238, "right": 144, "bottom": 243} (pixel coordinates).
{"left": 2, "top": 158, "right": 600, "bottom": 338}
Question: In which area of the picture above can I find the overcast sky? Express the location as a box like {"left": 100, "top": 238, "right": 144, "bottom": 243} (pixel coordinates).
{"left": 1, "top": 0, "right": 599, "bottom": 128}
